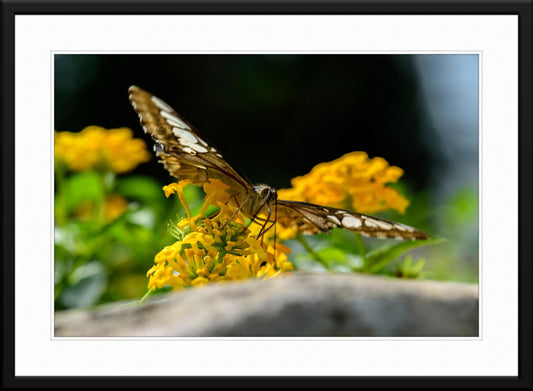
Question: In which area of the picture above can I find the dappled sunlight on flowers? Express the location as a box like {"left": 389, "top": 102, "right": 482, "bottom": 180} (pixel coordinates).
{"left": 147, "top": 179, "right": 293, "bottom": 291}
{"left": 277, "top": 151, "right": 409, "bottom": 214}
{"left": 54, "top": 126, "right": 151, "bottom": 173}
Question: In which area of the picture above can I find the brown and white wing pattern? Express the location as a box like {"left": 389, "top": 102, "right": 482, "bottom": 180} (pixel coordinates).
{"left": 276, "top": 200, "right": 429, "bottom": 240}
{"left": 128, "top": 85, "right": 254, "bottom": 194}
{"left": 129, "top": 86, "right": 428, "bottom": 241}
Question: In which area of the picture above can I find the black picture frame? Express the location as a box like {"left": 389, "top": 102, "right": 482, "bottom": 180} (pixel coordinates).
{"left": 2, "top": 0, "right": 531, "bottom": 388}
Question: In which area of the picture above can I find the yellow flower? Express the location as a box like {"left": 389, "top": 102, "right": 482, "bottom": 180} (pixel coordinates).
{"left": 54, "top": 126, "right": 150, "bottom": 173}
{"left": 248, "top": 211, "right": 299, "bottom": 242}
{"left": 103, "top": 194, "right": 129, "bottom": 222}
{"left": 163, "top": 180, "right": 193, "bottom": 217}
{"left": 147, "top": 179, "right": 293, "bottom": 291}
{"left": 278, "top": 151, "right": 409, "bottom": 214}
{"left": 73, "top": 193, "right": 128, "bottom": 223}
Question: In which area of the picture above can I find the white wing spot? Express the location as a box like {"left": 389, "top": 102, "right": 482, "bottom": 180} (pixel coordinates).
{"left": 151, "top": 96, "right": 174, "bottom": 113}
{"left": 172, "top": 127, "right": 197, "bottom": 143}
{"left": 327, "top": 215, "right": 341, "bottom": 225}
{"left": 197, "top": 137, "right": 208, "bottom": 147}
{"left": 160, "top": 111, "right": 191, "bottom": 130}
{"left": 180, "top": 139, "right": 208, "bottom": 153}
{"left": 341, "top": 215, "right": 362, "bottom": 229}
{"left": 396, "top": 223, "right": 415, "bottom": 232}
{"left": 363, "top": 219, "right": 379, "bottom": 228}
{"left": 182, "top": 146, "right": 195, "bottom": 154}
{"left": 371, "top": 219, "right": 393, "bottom": 230}
{"left": 165, "top": 116, "right": 190, "bottom": 130}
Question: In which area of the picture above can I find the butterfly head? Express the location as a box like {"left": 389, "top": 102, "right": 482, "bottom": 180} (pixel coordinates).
{"left": 254, "top": 184, "right": 277, "bottom": 204}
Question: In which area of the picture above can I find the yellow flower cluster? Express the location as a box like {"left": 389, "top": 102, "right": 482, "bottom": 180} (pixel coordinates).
{"left": 277, "top": 151, "right": 409, "bottom": 214}
{"left": 55, "top": 126, "right": 151, "bottom": 173}
{"left": 147, "top": 180, "right": 293, "bottom": 290}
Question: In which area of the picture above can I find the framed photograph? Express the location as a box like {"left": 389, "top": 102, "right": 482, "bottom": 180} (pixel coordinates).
{"left": 3, "top": 0, "right": 531, "bottom": 388}
{"left": 52, "top": 53, "right": 478, "bottom": 335}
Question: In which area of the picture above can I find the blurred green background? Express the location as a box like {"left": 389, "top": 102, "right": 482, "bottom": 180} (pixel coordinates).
{"left": 54, "top": 54, "right": 479, "bottom": 309}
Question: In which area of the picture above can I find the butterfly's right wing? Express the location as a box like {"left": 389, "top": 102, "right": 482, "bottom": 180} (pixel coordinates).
{"left": 128, "top": 86, "right": 254, "bottom": 195}
{"left": 276, "top": 199, "right": 429, "bottom": 240}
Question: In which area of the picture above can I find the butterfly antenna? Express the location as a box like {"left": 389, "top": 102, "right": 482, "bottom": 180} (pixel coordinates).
{"left": 273, "top": 200, "right": 278, "bottom": 262}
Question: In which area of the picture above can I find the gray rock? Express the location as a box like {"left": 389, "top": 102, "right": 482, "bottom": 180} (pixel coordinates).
{"left": 54, "top": 272, "right": 478, "bottom": 337}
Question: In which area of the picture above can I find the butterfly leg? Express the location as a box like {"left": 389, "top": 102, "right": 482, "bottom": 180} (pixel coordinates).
{"left": 250, "top": 204, "right": 278, "bottom": 261}
{"left": 221, "top": 195, "right": 250, "bottom": 229}
{"left": 256, "top": 203, "right": 272, "bottom": 243}
{"left": 255, "top": 204, "right": 279, "bottom": 242}
{"left": 248, "top": 213, "right": 277, "bottom": 237}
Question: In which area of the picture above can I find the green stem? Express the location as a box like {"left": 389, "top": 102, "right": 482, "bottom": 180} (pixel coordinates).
{"left": 95, "top": 171, "right": 115, "bottom": 225}
{"left": 367, "top": 257, "right": 395, "bottom": 274}
{"left": 353, "top": 232, "right": 366, "bottom": 256}
{"left": 54, "top": 163, "right": 67, "bottom": 226}
{"left": 94, "top": 172, "right": 106, "bottom": 225}
{"left": 296, "top": 233, "right": 330, "bottom": 270}
{"left": 139, "top": 289, "right": 153, "bottom": 303}
{"left": 353, "top": 232, "right": 368, "bottom": 271}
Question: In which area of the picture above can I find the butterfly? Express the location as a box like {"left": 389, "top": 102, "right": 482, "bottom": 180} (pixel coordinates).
{"left": 128, "top": 85, "right": 429, "bottom": 241}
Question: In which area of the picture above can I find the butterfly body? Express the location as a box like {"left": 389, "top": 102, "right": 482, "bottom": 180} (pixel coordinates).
{"left": 128, "top": 85, "right": 429, "bottom": 241}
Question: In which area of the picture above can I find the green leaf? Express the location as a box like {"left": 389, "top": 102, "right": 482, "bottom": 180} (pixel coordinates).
{"left": 106, "top": 222, "right": 158, "bottom": 261}
{"left": 316, "top": 247, "right": 357, "bottom": 272}
{"left": 317, "top": 247, "right": 347, "bottom": 263}
{"left": 396, "top": 256, "right": 427, "bottom": 279}
{"left": 202, "top": 205, "right": 220, "bottom": 218}
{"left": 328, "top": 228, "right": 365, "bottom": 255}
{"left": 115, "top": 176, "right": 164, "bottom": 203}
{"left": 183, "top": 184, "right": 205, "bottom": 215}
{"left": 62, "top": 171, "right": 104, "bottom": 213}
{"left": 60, "top": 261, "right": 107, "bottom": 309}
{"left": 365, "top": 237, "right": 445, "bottom": 274}
{"left": 182, "top": 183, "right": 203, "bottom": 201}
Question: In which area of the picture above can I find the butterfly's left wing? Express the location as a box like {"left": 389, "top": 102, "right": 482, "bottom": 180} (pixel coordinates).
{"left": 276, "top": 199, "right": 429, "bottom": 240}
{"left": 128, "top": 86, "right": 255, "bottom": 196}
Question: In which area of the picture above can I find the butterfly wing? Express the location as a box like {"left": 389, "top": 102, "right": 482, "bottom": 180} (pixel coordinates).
{"left": 128, "top": 85, "right": 254, "bottom": 194}
{"left": 129, "top": 86, "right": 428, "bottom": 241}
{"left": 276, "top": 199, "right": 429, "bottom": 240}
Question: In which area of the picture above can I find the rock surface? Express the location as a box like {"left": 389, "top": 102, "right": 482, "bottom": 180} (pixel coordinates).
{"left": 54, "top": 272, "right": 478, "bottom": 337}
